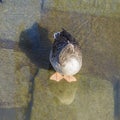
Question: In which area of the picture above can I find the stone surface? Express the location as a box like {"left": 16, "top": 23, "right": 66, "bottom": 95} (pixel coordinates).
{"left": 31, "top": 69, "right": 114, "bottom": 120}
{"left": 0, "top": 108, "right": 25, "bottom": 120}
{"left": 0, "top": 0, "right": 40, "bottom": 40}
{"left": 0, "top": 0, "right": 41, "bottom": 108}
{"left": 0, "top": 0, "right": 120, "bottom": 120}
{"left": 0, "top": 49, "right": 15, "bottom": 108}
{"left": 0, "top": 50, "right": 31, "bottom": 108}
{"left": 44, "top": 0, "right": 120, "bottom": 18}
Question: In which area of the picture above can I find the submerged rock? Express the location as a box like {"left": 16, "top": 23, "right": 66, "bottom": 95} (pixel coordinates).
{"left": 30, "top": 69, "right": 114, "bottom": 120}
{"left": 44, "top": 0, "right": 120, "bottom": 18}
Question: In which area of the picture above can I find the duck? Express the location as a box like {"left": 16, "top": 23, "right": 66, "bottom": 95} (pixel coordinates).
{"left": 49, "top": 28, "right": 82, "bottom": 82}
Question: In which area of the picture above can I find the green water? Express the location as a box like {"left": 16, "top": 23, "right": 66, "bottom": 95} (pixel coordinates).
{"left": 0, "top": 0, "right": 120, "bottom": 120}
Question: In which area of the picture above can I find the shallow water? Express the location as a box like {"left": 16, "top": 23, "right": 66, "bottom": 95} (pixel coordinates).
{"left": 0, "top": 0, "right": 120, "bottom": 120}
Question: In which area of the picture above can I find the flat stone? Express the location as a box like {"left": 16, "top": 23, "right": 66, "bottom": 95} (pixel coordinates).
{"left": 0, "top": 0, "right": 41, "bottom": 108}
{"left": 0, "top": 50, "right": 31, "bottom": 108}
{"left": 0, "top": 0, "right": 120, "bottom": 119}
{"left": 0, "top": 0, "right": 40, "bottom": 40}
{"left": 31, "top": 69, "right": 114, "bottom": 120}
{"left": 43, "top": 0, "right": 120, "bottom": 18}
{"left": 0, "top": 108, "right": 25, "bottom": 120}
{"left": 0, "top": 49, "right": 15, "bottom": 108}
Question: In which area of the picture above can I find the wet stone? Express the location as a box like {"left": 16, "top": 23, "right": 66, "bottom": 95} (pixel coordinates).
{"left": 0, "top": 50, "right": 31, "bottom": 108}
{"left": 30, "top": 69, "right": 114, "bottom": 120}
{"left": 0, "top": 49, "right": 15, "bottom": 108}
{"left": 0, "top": 0, "right": 40, "bottom": 40}
{"left": 0, "top": 0, "right": 120, "bottom": 119}
{"left": 0, "top": 0, "right": 41, "bottom": 108}
{"left": 43, "top": 0, "right": 120, "bottom": 18}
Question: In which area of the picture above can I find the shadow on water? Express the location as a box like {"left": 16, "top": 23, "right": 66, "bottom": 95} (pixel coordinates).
{"left": 19, "top": 22, "right": 52, "bottom": 69}
{"left": 19, "top": 22, "right": 52, "bottom": 120}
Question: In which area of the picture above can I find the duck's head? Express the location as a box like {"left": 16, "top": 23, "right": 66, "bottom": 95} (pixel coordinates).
{"left": 54, "top": 32, "right": 60, "bottom": 39}
{"left": 53, "top": 28, "right": 72, "bottom": 40}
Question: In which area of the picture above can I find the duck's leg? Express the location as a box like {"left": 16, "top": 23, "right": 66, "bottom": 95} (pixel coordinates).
{"left": 63, "top": 75, "right": 77, "bottom": 82}
{"left": 50, "top": 72, "right": 64, "bottom": 82}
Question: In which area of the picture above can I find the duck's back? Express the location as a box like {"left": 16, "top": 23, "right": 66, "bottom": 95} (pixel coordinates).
{"left": 52, "top": 29, "right": 80, "bottom": 58}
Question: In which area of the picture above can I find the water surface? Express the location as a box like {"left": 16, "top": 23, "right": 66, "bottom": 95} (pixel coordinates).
{"left": 0, "top": 0, "right": 120, "bottom": 120}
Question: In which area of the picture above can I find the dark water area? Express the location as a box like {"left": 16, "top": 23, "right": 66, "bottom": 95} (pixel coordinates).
{"left": 0, "top": 108, "right": 25, "bottom": 120}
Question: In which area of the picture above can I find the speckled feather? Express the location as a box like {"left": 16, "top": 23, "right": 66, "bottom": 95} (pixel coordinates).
{"left": 51, "top": 29, "right": 81, "bottom": 64}
{"left": 50, "top": 28, "right": 82, "bottom": 75}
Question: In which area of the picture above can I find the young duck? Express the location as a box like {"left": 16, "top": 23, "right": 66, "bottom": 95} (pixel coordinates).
{"left": 49, "top": 29, "right": 82, "bottom": 82}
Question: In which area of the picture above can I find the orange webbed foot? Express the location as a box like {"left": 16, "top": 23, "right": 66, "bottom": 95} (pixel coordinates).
{"left": 50, "top": 72, "right": 77, "bottom": 83}
{"left": 50, "top": 72, "right": 64, "bottom": 82}
{"left": 63, "top": 75, "right": 77, "bottom": 82}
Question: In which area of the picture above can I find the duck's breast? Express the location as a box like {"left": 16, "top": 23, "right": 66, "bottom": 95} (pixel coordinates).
{"left": 62, "top": 57, "right": 82, "bottom": 75}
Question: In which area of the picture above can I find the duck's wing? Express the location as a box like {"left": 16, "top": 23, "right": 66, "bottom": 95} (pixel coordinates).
{"left": 58, "top": 43, "right": 81, "bottom": 65}
{"left": 58, "top": 43, "right": 75, "bottom": 64}
{"left": 51, "top": 29, "right": 80, "bottom": 59}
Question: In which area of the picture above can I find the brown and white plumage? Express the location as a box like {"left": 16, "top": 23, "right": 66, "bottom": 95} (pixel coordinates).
{"left": 49, "top": 29, "right": 82, "bottom": 82}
